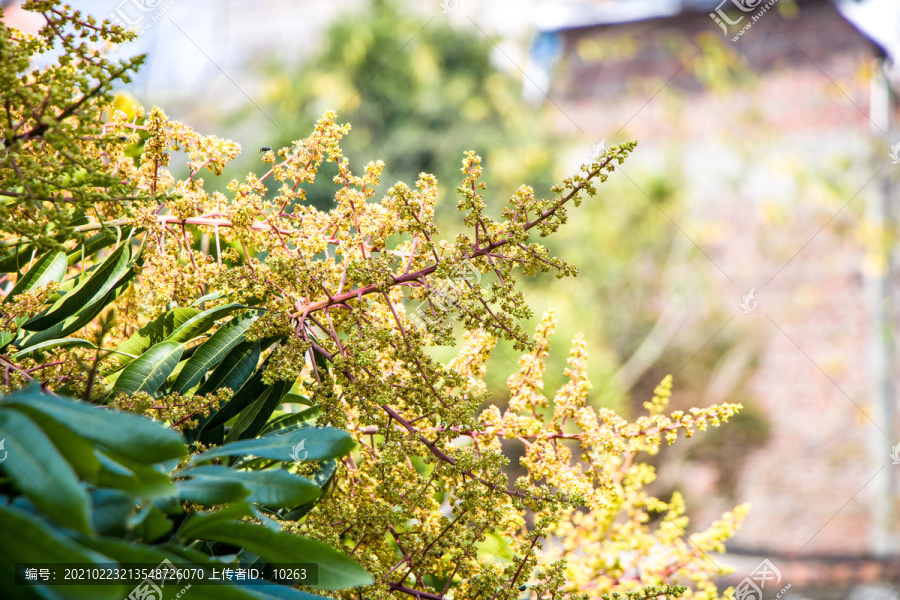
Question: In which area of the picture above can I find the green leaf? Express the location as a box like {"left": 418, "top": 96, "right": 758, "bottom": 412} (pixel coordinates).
{"left": 259, "top": 406, "right": 323, "bottom": 437}
{"left": 3, "top": 250, "right": 67, "bottom": 305}
{"left": 0, "top": 407, "right": 92, "bottom": 533}
{"left": 191, "top": 291, "right": 223, "bottom": 306}
{"left": 282, "top": 459, "right": 337, "bottom": 521}
{"left": 225, "top": 378, "right": 292, "bottom": 443}
{"left": 186, "top": 341, "right": 262, "bottom": 442}
{"left": 175, "top": 474, "right": 251, "bottom": 505}
{"left": 172, "top": 314, "right": 256, "bottom": 394}
{"left": 180, "top": 465, "right": 322, "bottom": 509}
{"left": 96, "top": 451, "right": 177, "bottom": 498}
{"left": 0, "top": 245, "right": 35, "bottom": 273}
{"left": 191, "top": 428, "right": 355, "bottom": 464}
{"left": 90, "top": 488, "right": 135, "bottom": 537}
{"left": 112, "top": 340, "right": 183, "bottom": 395}
{"left": 109, "top": 306, "right": 200, "bottom": 371}
{"left": 65, "top": 227, "right": 130, "bottom": 267}
{"left": 0, "top": 504, "right": 122, "bottom": 600}
{"left": 179, "top": 519, "right": 372, "bottom": 590}
{"left": 12, "top": 267, "right": 134, "bottom": 350}
{"left": 197, "top": 341, "right": 262, "bottom": 400}
{"left": 0, "top": 384, "right": 186, "bottom": 463}
{"left": 6, "top": 401, "right": 101, "bottom": 483}
{"left": 240, "top": 581, "right": 327, "bottom": 600}
{"left": 165, "top": 303, "right": 249, "bottom": 345}
{"left": 22, "top": 242, "right": 130, "bottom": 331}
{"left": 76, "top": 538, "right": 319, "bottom": 600}
{"left": 128, "top": 501, "right": 173, "bottom": 542}
{"left": 11, "top": 337, "right": 97, "bottom": 360}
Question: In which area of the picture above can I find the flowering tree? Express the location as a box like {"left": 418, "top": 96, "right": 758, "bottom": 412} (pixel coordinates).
{"left": 0, "top": 3, "right": 747, "bottom": 599}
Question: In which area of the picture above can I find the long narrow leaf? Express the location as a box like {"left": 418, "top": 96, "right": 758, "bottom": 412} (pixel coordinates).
{"left": 191, "top": 428, "right": 355, "bottom": 464}
{"left": 164, "top": 303, "right": 249, "bottom": 344}
{"left": 180, "top": 465, "right": 322, "bottom": 508}
{"left": 109, "top": 306, "right": 200, "bottom": 371}
{"left": 172, "top": 314, "right": 256, "bottom": 394}
{"left": 13, "top": 270, "right": 132, "bottom": 350}
{"left": 110, "top": 308, "right": 200, "bottom": 367}
{"left": 65, "top": 227, "right": 130, "bottom": 267}
{"left": 0, "top": 504, "right": 119, "bottom": 600}
{"left": 112, "top": 340, "right": 183, "bottom": 395}
{"left": 186, "top": 342, "right": 262, "bottom": 442}
{"left": 11, "top": 337, "right": 96, "bottom": 360}
{"left": 0, "top": 245, "right": 34, "bottom": 273}
{"left": 259, "top": 406, "right": 323, "bottom": 437}
{"left": 3, "top": 250, "right": 67, "bottom": 305}
{"left": 0, "top": 407, "right": 92, "bottom": 533}
{"left": 174, "top": 476, "right": 250, "bottom": 505}
{"left": 95, "top": 451, "right": 177, "bottom": 498}
{"left": 225, "top": 378, "right": 291, "bottom": 443}
{"left": 179, "top": 520, "right": 372, "bottom": 590}
{"left": 22, "top": 242, "right": 130, "bottom": 331}
{"left": 0, "top": 384, "right": 186, "bottom": 463}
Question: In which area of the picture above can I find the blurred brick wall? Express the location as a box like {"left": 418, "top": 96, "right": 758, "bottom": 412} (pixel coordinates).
{"left": 547, "top": 0, "right": 900, "bottom": 561}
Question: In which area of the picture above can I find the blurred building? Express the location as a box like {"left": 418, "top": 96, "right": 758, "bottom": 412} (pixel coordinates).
{"left": 530, "top": 0, "right": 900, "bottom": 589}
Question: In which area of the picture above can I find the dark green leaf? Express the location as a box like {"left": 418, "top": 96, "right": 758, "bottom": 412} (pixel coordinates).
{"left": 179, "top": 519, "right": 372, "bottom": 590}
{"left": 175, "top": 475, "right": 250, "bottom": 505}
{"left": 0, "top": 504, "right": 122, "bottom": 600}
{"left": 76, "top": 539, "right": 319, "bottom": 600}
{"left": 282, "top": 460, "right": 337, "bottom": 521}
{"left": 112, "top": 340, "right": 183, "bottom": 395}
{"left": 0, "top": 407, "right": 92, "bottom": 533}
{"left": 3, "top": 250, "right": 67, "bottom": 305}
{"left": 0, "top": 384, "right": 186, "bottom": 463}
{"left": 165, "top": 303, "right": 249, "bottom": 344}
{"left": 22, "top": 242, "right": 130, "bottom": 331}
{"left": 180, "top": 465, "right": 321, "bottom": 509}
{"left": 226, "top": 378, "right": 292, "bottom": 443}
{"left": 259, "top": 406, "right": 323, "bottom": 437}
{"left": 13, "top": 267, "right": 133, "bottom": 349}
{"left": 172, "top": 314, "right": 256, "bottom": 394}
{"left": 128, "top": 501, "right": 173, "bottom": 542}
{"left": 186, "top": 342, "right": 263, "bottom": 442}
{"left": 191, "top": 428, "right": 355, "bottom": 464}
{"left": 6, "top": 401, "right": 100, "bottom": 483}
{"left": 90, "top": 489, "right": 134, "bottom": 537}
{"left": 109, "top": 306, "right": 200, "bottom": 371}
{"left": 96, "top": 451, "right": 177, "bottom": 498}
{"left": 0, "top": 245, "right": 35, "bottom": 273}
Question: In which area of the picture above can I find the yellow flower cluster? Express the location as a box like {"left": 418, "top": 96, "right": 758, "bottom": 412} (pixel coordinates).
{"left": 0, "top": 57, "right": 750, "bottom": 597}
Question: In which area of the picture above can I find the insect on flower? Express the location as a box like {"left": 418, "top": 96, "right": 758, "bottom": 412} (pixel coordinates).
{"left": 259, "top": 146, "right": 271, "bottom": 153}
